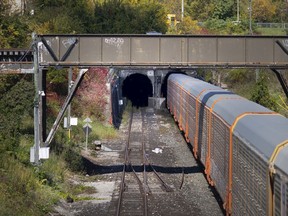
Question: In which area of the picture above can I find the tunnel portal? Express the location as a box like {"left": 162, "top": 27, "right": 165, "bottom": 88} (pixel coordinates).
{"left": 122, "top": 73, "right": 153, "bottom": 108}
{"left": 160, "top": 71, "right": 187, "bottom": 98}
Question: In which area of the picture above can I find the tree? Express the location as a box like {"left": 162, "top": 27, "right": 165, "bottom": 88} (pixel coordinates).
{"left": 160, "top": 0, "right": 182, "bottom": 17}
{"left": 251, "top": 75, "right": 278, "bottom": 111}
{"left": 0, "top": 78, "right": 34, "bottom": 153}
{"left": 225, "top": 69, "right": 252, "bottom": 85}
{"left": 93, "top": 1, "right": 135, "bottom": 33}
{"left": 212, "top": 0, "right": 235, "bottom": 20}
{"left": 252, "top": 0, "right": 276, "bottom": 22}
{"left": 137, "top": 2, "right": 168, "bottom": 34}
{"left": 76, "top": 68, "right": 108, "bottom": 120}
{"left": 93, "top": 0, "right": 167, "bottom": 34}
{"left": 274, "top": 1, "right": 288, "bottom": 23}
{"left": 177, "top": 16, "right": 202, "bottom": 34}
{"left": 0, "top": 0, "right": 30, "bottom": 48}
{"left": 31, "top": 0, "right": 94, "bottom": 33}
{"left": 0, "top": 0, "right": 11, "bottom": 18}
{"left": 183, "top": 0, "right": 213, "bottom": 21}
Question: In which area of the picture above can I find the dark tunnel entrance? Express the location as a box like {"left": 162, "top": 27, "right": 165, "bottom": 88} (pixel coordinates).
{"left": 122, "top": 73, "right": 153, "bottom": 108}
{"left": 161, "top": 70, "right": 187, "bottom": 98}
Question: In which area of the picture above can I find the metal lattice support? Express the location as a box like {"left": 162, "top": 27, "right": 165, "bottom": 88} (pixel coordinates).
{"left": 44, "top": 69, "right": 87, "bottom": 147}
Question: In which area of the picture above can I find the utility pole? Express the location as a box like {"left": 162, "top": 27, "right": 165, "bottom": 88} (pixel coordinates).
{"left": 237, "top": 0, "right": 240, "bottom": 22}
{"left": 32, "top": 32, "right": 40, "bottom": 164}
{"left": 249, "top": 0, "right": 253, "bottom": 35}
{"left": 181, "top": 0, "right": 184, "bottom": 21}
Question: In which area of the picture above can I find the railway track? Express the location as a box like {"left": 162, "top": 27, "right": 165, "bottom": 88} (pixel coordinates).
{"left": 116, "top": 107, "right": 172, "bottom": 216}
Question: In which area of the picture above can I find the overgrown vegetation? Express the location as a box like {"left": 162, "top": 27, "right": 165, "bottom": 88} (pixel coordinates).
{"left": 250, "top": 75, "right": 279, "bottom": 112}
{"left": 1, "top": 0, "right": 288, "bottom": 215}
{"left": 203, "top": 69, "right": 288, "bottom": 117}
{"left": 0, "top": 70, "right": 119, "bottom": 214}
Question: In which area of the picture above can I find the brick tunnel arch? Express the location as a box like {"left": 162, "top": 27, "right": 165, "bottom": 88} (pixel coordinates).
{"left": 122, "top": 73, "right": 153, "bottom": 108}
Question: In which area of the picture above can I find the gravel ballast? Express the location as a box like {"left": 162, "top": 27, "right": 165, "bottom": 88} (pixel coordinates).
{"left": 52, "top": 107, "right": 224, "bottom": 216}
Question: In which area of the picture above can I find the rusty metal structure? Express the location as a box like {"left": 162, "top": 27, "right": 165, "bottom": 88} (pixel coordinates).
{"left": 37, "top": 34, "right": 288, "bottom": 68}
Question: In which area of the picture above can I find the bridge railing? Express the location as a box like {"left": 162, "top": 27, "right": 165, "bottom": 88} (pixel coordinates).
{"left": 0, "top": 49, "right": 33, "bottom": 73}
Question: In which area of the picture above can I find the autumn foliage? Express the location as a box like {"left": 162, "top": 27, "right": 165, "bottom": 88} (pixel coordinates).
{"left": 76, "top": 67, "right": 109, "bottom": 121}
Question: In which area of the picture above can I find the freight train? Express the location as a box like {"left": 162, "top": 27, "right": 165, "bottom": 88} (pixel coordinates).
{"left": 167, "top": 74, "right": 288, "bottom": 216}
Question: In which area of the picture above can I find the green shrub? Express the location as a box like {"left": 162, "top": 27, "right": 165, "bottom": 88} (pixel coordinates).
{"left": 36, "top": 154, "right": 66, "bottom": 187}
{"left": 251, "top": 75, "right": 279, "bottom": 112}
{"left": 0, "top": 155, "right": 59, "bottom": 216}
{"left": 63, "top": 148, "right": 85, "bottom": 172}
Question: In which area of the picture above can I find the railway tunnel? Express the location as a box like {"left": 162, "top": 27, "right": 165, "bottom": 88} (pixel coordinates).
{"left": 122, "top": 73, "right": 153, "bottom": 108}
{"left": 110, "top": 69, "right": 192, "bottom": 127}
{"left": 160, "top": 71, "right": 187, "bottom": 98}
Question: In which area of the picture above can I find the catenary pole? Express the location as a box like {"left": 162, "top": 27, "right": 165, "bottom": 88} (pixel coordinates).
{"left": 32, "top": 32, "right": 40, "bottom": 164}
{"left": 249, "top": 0, "right": 253, "bottom": 34}
{"left": 237, "top": 0, "right": 240, "bottom": 22}
{"left": 181, "top": 0, "right": 184, "bottom": 21}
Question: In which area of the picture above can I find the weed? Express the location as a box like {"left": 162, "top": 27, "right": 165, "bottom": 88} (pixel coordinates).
{"left": 0, "top": 155, "right": 60, "bottom": 216}
{"left": 66, "top": 183, "right": 97, "bottom": 195}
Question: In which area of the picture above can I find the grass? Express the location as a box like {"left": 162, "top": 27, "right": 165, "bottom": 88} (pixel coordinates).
{"left": 57, "top": 181, "right": 98, "bottom": 202}
{"left": 65, "top": 183, "right": 97, "bottom": 195}
{"left": 74, "top": 196, "right": 99, "bottom": 201}
{"left": 74, "top": 118, "right": 118, "bottom": 141}
{"left": 90, "top": 121, "right": 118, "bottom": 140}
{"left": 0, "top": 155, "right": 60, "bottom": 216}
{"left": 256, "top": 27, "right": 287, "bottom": 35}
{"left": 121, "top": 101, "right": 132, "bottom": 126}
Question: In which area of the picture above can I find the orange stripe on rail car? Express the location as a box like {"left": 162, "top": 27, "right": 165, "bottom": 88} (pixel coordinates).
{"left": 183, "top": 80, "right": 192, "bottom": 141}
{"left": 225, "top": 111, "right": 280, "bottom": 215}
{"left": 194, "top": 88, "right": 223, "bottom": 158}
{"left": 205, "top": 97, "right": 244, "bottom": 186}
{"left": 185, "top": 93, "right": 191, "bottom": 142}
{"left": 179, "top": 79, "right": 191, "bottom": 133}
{"left": 268, "top": 139, "right": 288, "bottom": 216}
{"left": 179, "top": 85, "right": 184, "bottom": 130}
{"left": 194, "top": 89, "right": 216, "bottom": 158}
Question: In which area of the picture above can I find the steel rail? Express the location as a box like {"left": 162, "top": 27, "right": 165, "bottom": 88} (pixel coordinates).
{"left": 116, "top": 107, "right": 148, "bottom": 216}
{"left": 141, "top": 109, "right": 149, "bottom": 216}
{"left": 142, "top": 109, "right": 173, "bottom": 193}
{"left": 116, "top": 107, "right": 133, "bottom": 216}
{"left": 144, "top": 154, "right": 173, "bottom": 193}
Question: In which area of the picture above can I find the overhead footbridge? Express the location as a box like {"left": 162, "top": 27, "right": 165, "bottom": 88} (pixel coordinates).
{"left": 37, "top": 34, "right": 288, "bottom": 69}
{"left": 1, "top": 35, "right": 288, "bottom": 72}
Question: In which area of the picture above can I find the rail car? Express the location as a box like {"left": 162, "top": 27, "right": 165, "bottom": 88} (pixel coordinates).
{"left": 167, "top": 74, "right": 288, "bottom": 216}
